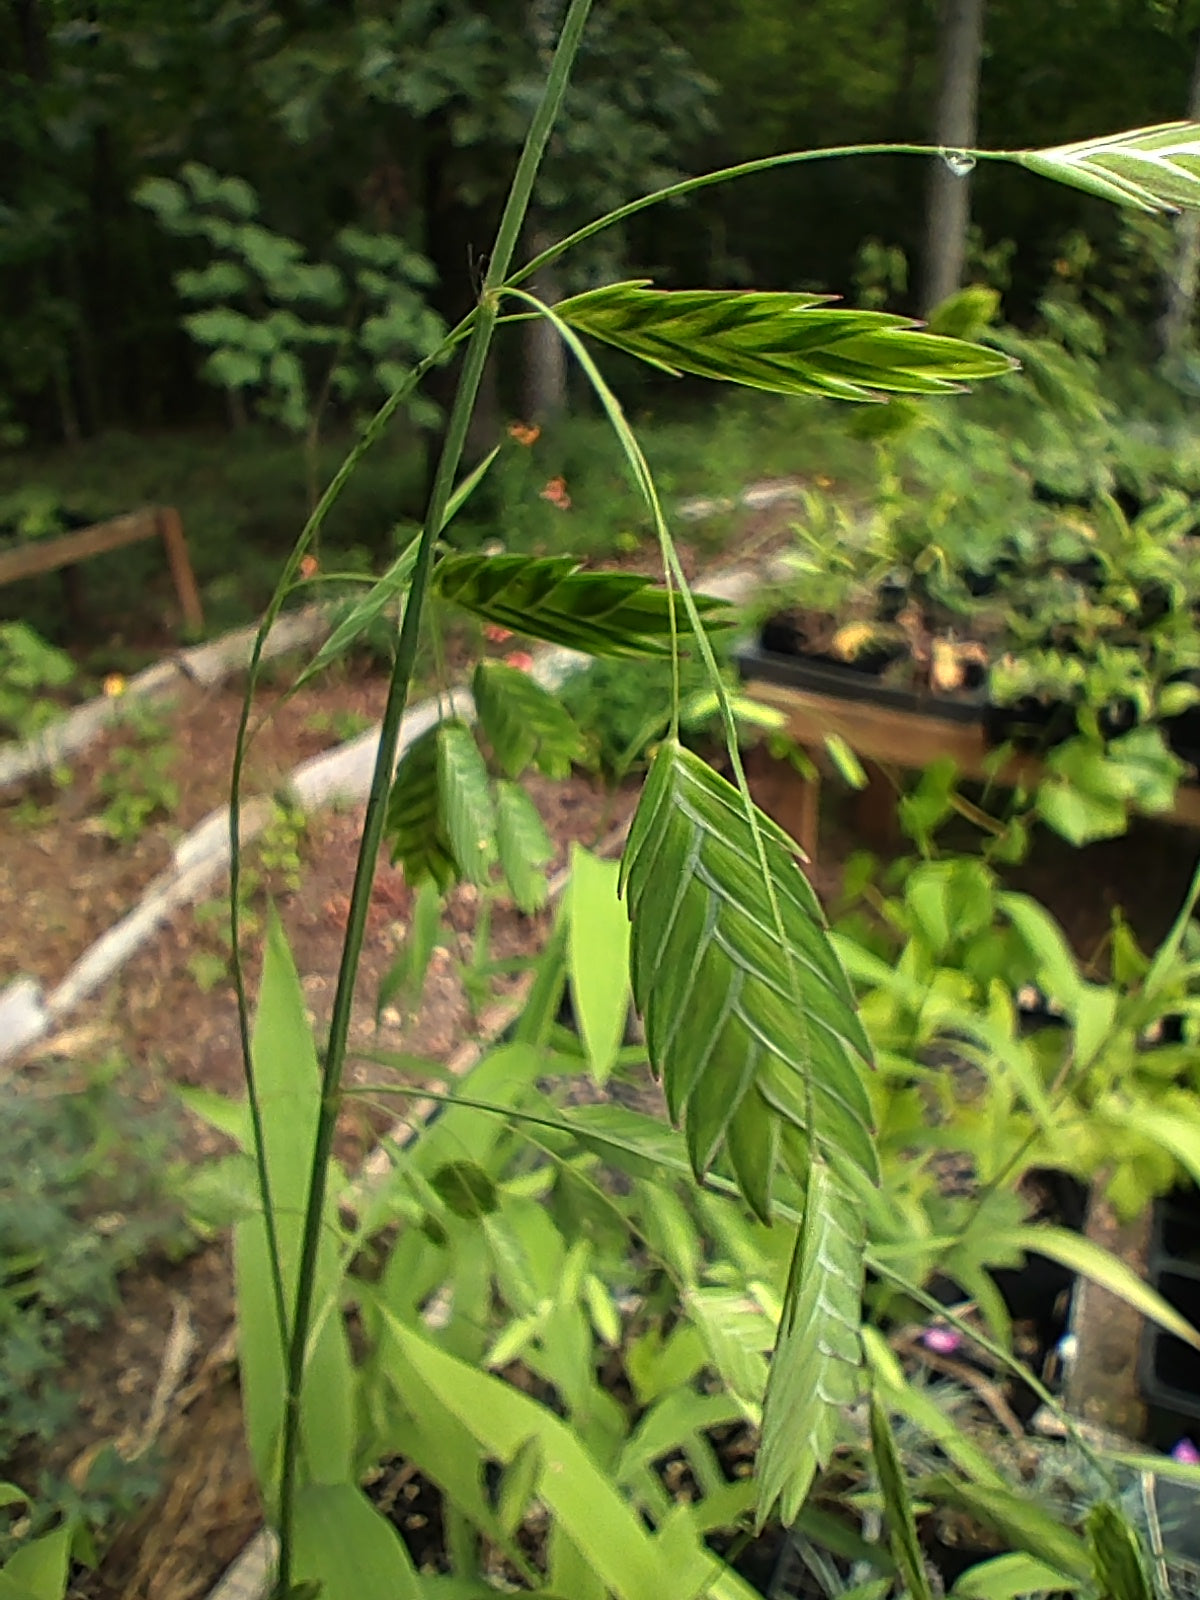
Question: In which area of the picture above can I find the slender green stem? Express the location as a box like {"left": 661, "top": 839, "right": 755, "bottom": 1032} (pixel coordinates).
{"left": 228, "top": 329, "right": 472, "bottom": 1391}
{"left": 269, "top": 3, "right": 594, "bottom": 1591}
{"left": 511, "top": 143, "right": 1009, "bottom": 291}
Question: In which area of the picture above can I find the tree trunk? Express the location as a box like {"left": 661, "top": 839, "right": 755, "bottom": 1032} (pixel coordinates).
{"left": 522, "top": 223, "right": 568, "bottom": 422}
{"left": 11, "top": 0, "right": 48, "bottom": 80}
{"left": 421, "top": 132, "right": 502, "bottom": 507}
{"left": 919, "top": 0, "right": 986, "bottom": 316}
{"left": 520, "top": 1, "right": 568, "bottom": 422}
{"left": 1160, "top": 31, "right": 1200, "bottom": 361}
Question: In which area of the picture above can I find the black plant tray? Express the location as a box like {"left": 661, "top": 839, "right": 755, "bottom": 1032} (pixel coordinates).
{"left": 1142, "top": 1188, "right": 1200, "bottom": 1425}
{"left": 736, "top": 641, "right": 987, "bottom": 726}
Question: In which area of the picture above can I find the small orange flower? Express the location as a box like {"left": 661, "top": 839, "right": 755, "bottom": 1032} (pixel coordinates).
{"left": 507, "top": 421, "right": 541, "bottom": 447}
{"left": 102, "top": 673, "right": 127, "bottom": 699}
{"left": 484, "top": 623, "right": 514, "bottom": 644}
{"left": 504, "top": 650, "right": 534, "bottom": 673}
{"left": 299, "top": 554, "right": 319, "bottom": 578}
{"left": 539, "top": 476, "right": 571, "bottom": 510}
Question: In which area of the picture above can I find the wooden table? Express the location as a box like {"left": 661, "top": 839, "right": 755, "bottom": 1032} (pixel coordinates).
{"left": 747, "top": 677, "right": 1200, "bottom": 859}
{"left": 0, "top": 507, "right": 203, "bottom": 633}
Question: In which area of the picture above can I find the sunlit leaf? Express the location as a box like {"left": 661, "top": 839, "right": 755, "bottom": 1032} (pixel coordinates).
{"left": 758, "top": 1160, "right": 864, "bottom": 1525}
{"left": 556, "top": 282, "right": 1014, "bottom": 401}
{"left": 920, "top": 1479, "right": 1091, "bottom": 1583}
{"left": 949, "top": 1552, "right": 1083, "bottom": 1598}
{"left": 436, "top": 720, "right": 496, "bottom": 885}
{"left": 566, "top": 846, "right": 631, "bottom": 1084}
{"left": 473, "top": 660, "right": 587, "bottom": 779}
{"left": 385, "top": 723, "right": 459, "bottom": 891}
{"left": 495, "top": 780, "right": 554, "bottom": 913}
{"left": 620, "top": 740, "right": 876, "bottom": 1219}
{"left": 994, "top": 1225, "right": 1200, "bottom": 1349}
{"left": 0, "top": 1522, "right": 72, "bottom": 1600}
{"left": 235, "top": 912, "right": 354, "bottom": 1497}
{"left": 436, "top": 552, "right": 732, "bottom": 658}
{"left": 1017, "top": 122, "right": 1200, "bottom": 214}
{"left": 291, "top": 1483, "right": 421, "bottom": 1600}
{"left": 378, "top": 1310, "right": 671, "bottom": 1600}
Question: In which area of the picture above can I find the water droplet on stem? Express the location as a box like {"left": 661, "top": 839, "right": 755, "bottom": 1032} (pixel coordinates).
{"left": 943, "top": 150, "right": 976, "bottom": 177}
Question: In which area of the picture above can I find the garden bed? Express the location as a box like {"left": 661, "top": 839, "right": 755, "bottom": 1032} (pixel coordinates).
{"left": 10, "top": 735, "right": 1195, "bottom": 1600}
{"left": 0, "top": 671, "right": 390, "bottom": 995}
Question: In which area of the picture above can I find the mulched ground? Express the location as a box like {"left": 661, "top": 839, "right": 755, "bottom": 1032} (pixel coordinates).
{"left": 0, "top": 669, "right": 390, "bottom": 993}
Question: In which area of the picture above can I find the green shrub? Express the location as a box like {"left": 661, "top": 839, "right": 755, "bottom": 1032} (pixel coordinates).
{"left": 0, "top": 1058, "right": 190, "bottom": 1559}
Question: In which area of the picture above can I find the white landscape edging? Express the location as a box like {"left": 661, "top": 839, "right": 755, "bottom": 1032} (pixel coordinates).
{"left": 0, "top": 606, "right": 331, "bottom": 794}
{"left": 0, "top": 564, "right": 757, "bottom": 1069}
{"left": 0, "top": 472, "right": 798, "bottom": 795}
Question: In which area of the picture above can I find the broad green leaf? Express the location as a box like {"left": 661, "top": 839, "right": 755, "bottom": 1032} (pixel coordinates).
{"left": 758, "top": 1161, "right": 864, "bottom": 1525}
{"left": 294, "top": 536, "right": 418, "bottom": 690}
{"left": 1036, "top": 778, "right": 1127, "bottom": 844}
{"left": 1105, "top": 725, "right": 1185, "bottom": 813}
{"left": 1073, "top": 983, "right": 1118, "bottom": 1070}
{"left": 176, "top": 1084, "right": 251, "bottom": 1145}
{"left": 687, "top": 1288, "right": 772, "bottom": 1421}
{"left": 437, "top": 720, "right": 496, "bottom": 885}
{"left": 234, "top": 911, "right": 354, "bottom": 1497}
{"left": 0, "top": 1577, "right": 41, "bottom": 1600}
{"left": 379, "top": 1311, "right": 667, "bottom": 1600}
{"left": 556, "top": 282, "right": 1014, "bottom": 401}
{"left": 566, "top": 846, "right": 631, "bottom": 1084}
{"left": 994, "top": 1225, "right": 1200, "bottom": 1349}
{"left": 291, "top": 1483, "right": 421, "bottom": 1600}
{"left": 996, "top": 893, "right": 1080, "bottom": 1009}
{"left": 436, "top": 552, "right": 731, "bottom": 658}
{"left": 0, "top": 1524, "right": 72, "bottom": 1600}
{"left": 621, "top": 740, "right": 875, "bottom": 1218}
{"left": 1118, "top": 1098, "right": 1200, "bottom": 1191}
{"left": 949, "top": 1552, "right": 1082, "bottom": 1598}
{"left": 564, "top": 1101, "right": 693, "bottom": 1181}
{"left": 1017, "top": 122, "right": 1200, "bottom": 214}
{"left": 1085, "top": 1503, "right": 1155, "bottom": 1600}
{"left": 495, "top": 781, "right": 554, "bottom": 913}
{"left": 870, "top": 1395, "right": 934, "bottom": 1600}
{"left": 616, "top": 1390, "right": 744, "bottom": 1488}
{"left": 473, "top": 660, "right": 587, "bottom": 780}
{"left": 385, "top": 723, "right": 459, "bottom": 891}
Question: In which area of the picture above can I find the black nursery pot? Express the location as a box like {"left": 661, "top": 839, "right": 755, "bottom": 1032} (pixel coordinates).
{"left": 1165, "top": 674, "right": 1200, "bottom": 769}
{"left": 740, "top": 626, "right": 985, "bottom": 725}
{"left": 983, "top": 695, "right": 1077, "bottom": 751}
{"left": 1142, "top": 1186, "right": 1200, "bottom": 1444}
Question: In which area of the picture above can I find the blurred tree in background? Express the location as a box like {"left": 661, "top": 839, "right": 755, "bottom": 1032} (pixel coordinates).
{"left": 2, "top": 0, "right": 1200, "bottom": 449}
